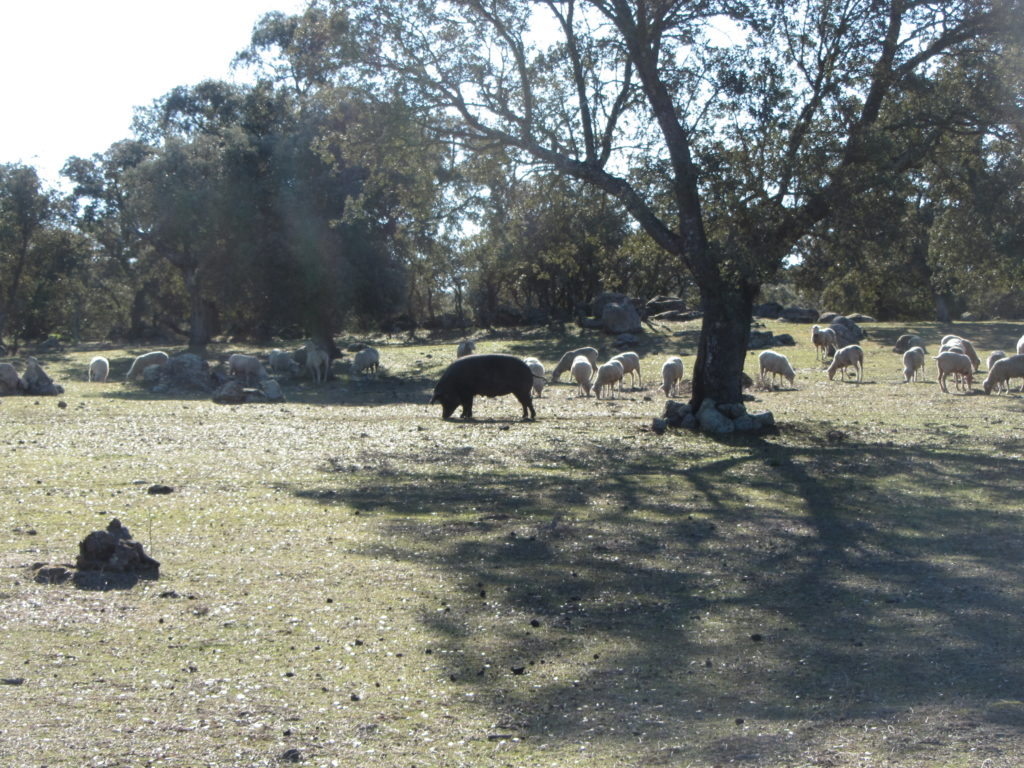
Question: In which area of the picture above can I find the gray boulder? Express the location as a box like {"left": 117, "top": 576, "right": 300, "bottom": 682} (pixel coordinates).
{"left": 149, "top": 353, "right": 215, "bottom": 393}
{"left": 602, "top": 300, "right": 642, "bottom": 334}
{"left": 754, "top": 302, "right": 784, "bottom": 319}
{"left": 829, "top": 316, "right": 866, "bottom": 347}
{"left": 22, "top": 358, "right": 63, "bottom": 396}
{"left": 697, "top": 398, "right": 736, "bottom": 434}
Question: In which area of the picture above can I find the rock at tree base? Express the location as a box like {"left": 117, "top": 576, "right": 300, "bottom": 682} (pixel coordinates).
{"left": 662, "top": 399, "right": 774, "bottom": 434}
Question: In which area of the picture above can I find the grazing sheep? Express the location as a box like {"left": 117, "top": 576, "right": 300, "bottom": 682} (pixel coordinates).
{"left": 902, "top": 346, "right": 925, "bottom": 383}
{"left": 87, "top": 356, "right": 110, "bottom": 383}
{"left": 0, "top": 362, "right": 23, "bottom": 394}
{"left": 934, "top": 351, "right": 973, "bottom": 393}
{"left": 305, "top": 344, "right": 329, "bottom": 384}
{"left": 594, "top": 360, "right": 625, "bottom": 399}
{"left": 228, "top": 353, "right": 268, "bottom": 385}
{"left": 987, "top": 350, "right": 1007, "bottom": 372}
{"left": 353, "top": 346, "right": 380, "bottom": 374}
{"left": 983, "top": 354, "right": 1024, "bottom": 394}
{"left": 269, "top": 349, "right": 301, "bottom": 376}
{"left": 430, "top": 354, "right": 535, "bottom": 420}
{"left": 456, "top": 340, "right": 476, "bottom": 358}
{"left": 610, "top": 351, "right": 641, "bottom": 388}
{"left": 1017, "top": 334, "right": 1024, "bottom": 355}
{"left": 759, "top": 350, "right": 796, "bottom": 388}
{"left": 826, "top": 345, "right": 864, "bottom": 382}
{"left": 660, "top": 356, "right": 684, "bottom": 396}
{"left": 551, "top": 347, "right": 599, "bottom": 382}
{"left": 939, "top": 335, "right": 980, "bottom": 371}
{"left": 125, "top": 351, "right": 169, "bottom": 382}
{"left": 571, "top": 355, "right": 593, "bottom": 397}
{"left": 523, "top": 357, "right": 546, "bottom": 397}
{"left": 892, "top": 334, "right": 928, "bottom": 354}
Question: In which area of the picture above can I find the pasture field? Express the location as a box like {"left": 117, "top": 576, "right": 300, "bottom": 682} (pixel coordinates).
{"left": 1, "top": 320, "right": 1022, "bottom": 768}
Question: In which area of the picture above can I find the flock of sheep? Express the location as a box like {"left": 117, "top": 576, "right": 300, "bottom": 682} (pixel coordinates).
{"left": 82, "top": 342, "right": 382, "bottom": 387}
{"left": 69, "top": 326, "right": 1024, "bottom": 404}
{"left": 455, "top": 341, "right": 686, "bottom": 401}
{"left": 759, "top": 328, "right": 1024, "bottom": 394}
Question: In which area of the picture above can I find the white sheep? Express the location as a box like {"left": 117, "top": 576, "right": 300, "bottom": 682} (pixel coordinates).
{"left": 826, "top": 345, "right": 864, "bottom": 382}
{"left": 934, "top": 351, "right": 973, "bottom": 393}
{"left": 987, "top": 350, "right": 1006, "bottom": 372}
{"left": 456, "top": 340, "right": 476, "bottom": 358}
{"left": 523, "top": 357, "right": 546, "bottom": 397}
{"left": 269, "top": 349, "right": 300, "bottom": 377}
{"left": 87, "top": 356, "right": 110, "bottom": 382}
{"left": 228, "top": 353, "right": 269, "bottom": 384}
{"left": 939, "top": 335, "right": 980, "bottom": 371}
{"left": 811, "top": 325, "right": 837, "bottom": 360}
{"left": 610, "top": 351, "right": 641, "bottom": 389}
{"left": 571, "top": 355, "right": 593, "bottom": 397}
{"left": 0, "top": 361, "right": 23, "bottom": 394}
{"left": 1017, "top": 334, "right": 1024, "bottom": 355}
{"left": 983, "top": 354, "right": 1024, "bottom": 394}
{"left": 125, "top": 351, "right": 169, "bottom": 382}
{"left": 892, "top": 334, "right": 928, "bottom": 354}
{"left": 552, "top": 347, "right": 599, "bottom": 382}
{"left": 594, "top": 360, "right": 625, "bottom": 399}
{"left": 660, "top": 356, "right": 684, "bottom": 396}
{"left": 759, "top": 349, "right": 796, "bottom": 388}
{"left": 305, "top": 344, "right": 329, "bottom": 384}
{"left": 901, "top": 347, "right": 925, "bottom": 383}
{"left": 353, "top": 346, "right": 380, "bottom": 375}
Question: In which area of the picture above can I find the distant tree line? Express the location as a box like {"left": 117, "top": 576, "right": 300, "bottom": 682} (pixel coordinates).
{"left": 1, "top": 1, "right": 1020, "bottom": 362}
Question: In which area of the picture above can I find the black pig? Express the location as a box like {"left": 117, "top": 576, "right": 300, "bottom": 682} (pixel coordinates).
{"left": 430, "top": 354, "right": 537, "bottom": 420}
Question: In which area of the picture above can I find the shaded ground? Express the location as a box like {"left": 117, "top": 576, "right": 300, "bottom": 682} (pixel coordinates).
{"left": 0, "top": 320, "right": 1022, "bottom": 767}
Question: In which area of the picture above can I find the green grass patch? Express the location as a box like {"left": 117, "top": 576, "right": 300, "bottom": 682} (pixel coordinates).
{"left": 1, "top": 321, "right": 1022, "bottom": 767}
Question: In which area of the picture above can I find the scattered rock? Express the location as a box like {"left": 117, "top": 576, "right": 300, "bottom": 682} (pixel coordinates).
{"left": 602, "top": 300, "right": 643, "bottom": 334}
{"left": 148, "top": 484, "right": 174, "bottom": 495}
{"left": 279, "top": 748, "right": 304, "bottom": 763}
{"left": 753, "top": 302, "right": 783, "bottom": 319}
{"left": 781, "top": 307, "right": 819, "bottom": 323}
{"left": 76, "top": 518, "right": 160, "bottom": 578}
{"left": 21, "top": 357, "right": 64, "bottom": 396}
{"left": 33, "top": 565, "right": 72, "bottom": 584}
{"left": 147, "top": 353, "right": 219, "bottom": 394}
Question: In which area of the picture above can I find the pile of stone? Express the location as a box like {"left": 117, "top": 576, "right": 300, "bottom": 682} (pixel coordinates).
{"left": 33, "top": 518, "right": 160, "bottom": 586}
{"left": 656, "top": 399, "right": 775, "bottom": 435}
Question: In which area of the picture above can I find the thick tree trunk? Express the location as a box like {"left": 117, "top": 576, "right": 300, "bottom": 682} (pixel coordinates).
{"left": 689, "top": 281, "right": 758, "bottom": 411}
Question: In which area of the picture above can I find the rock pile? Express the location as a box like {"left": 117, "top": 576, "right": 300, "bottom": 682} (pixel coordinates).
{"left": 659, "top": 399, "right": 775, "bottom": 435}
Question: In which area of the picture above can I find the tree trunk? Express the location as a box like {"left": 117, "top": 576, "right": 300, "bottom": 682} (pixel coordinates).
{"left": 184, "top": 267, "right": 211, "bottom": 353}
{"left": 689, "top": 281, "right": 758, "bottom": 410}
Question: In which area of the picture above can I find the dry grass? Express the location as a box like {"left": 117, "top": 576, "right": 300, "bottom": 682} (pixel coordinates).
{"left": 0, "top": 320, "right": 1022, "bottom": 767}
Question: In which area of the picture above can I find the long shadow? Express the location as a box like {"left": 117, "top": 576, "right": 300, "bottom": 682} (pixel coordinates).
{"left": 285, "top": 429, "right": 1024, "bottom": 761}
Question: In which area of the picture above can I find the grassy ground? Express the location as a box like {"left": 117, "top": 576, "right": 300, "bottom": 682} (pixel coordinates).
{"left": 1, "top": 320, "right": 1022, "bottom": 768}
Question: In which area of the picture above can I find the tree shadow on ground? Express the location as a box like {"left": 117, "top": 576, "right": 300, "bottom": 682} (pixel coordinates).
{"left": 290, "top": 429, "right": 1024, "bottom": 762}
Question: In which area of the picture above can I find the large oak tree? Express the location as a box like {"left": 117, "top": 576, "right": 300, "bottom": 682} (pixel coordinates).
{"left": 312, "top": 0, "right": 1018, "bottom": 411}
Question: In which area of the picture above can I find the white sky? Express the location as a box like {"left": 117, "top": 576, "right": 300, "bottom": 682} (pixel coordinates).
{"left": 1, "top": 1, "right": 306, "bottom": 187}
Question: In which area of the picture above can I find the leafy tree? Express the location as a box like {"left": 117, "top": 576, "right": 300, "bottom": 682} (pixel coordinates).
{"left": 0, "top": 164, "right": 80, "bottom": 348}
{"left": 792, "top": 37, "right": 1024, "bottom": 321}
{"left": 320, "top": 0, "right": 1018, "bottom": 411}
